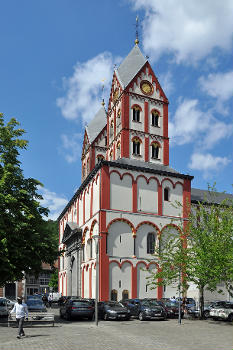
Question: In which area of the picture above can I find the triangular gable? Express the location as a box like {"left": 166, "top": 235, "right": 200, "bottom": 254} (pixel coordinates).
{"left": 62, "top": 222, "right": 82, "bottom": 244}
{"left": 82, "top": 130, "right": 90, "bottom": 158}
{"left": 126, "top": 61, "right": 168, "bottom": 103}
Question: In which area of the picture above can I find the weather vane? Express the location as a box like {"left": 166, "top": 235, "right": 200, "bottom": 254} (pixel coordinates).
{"left": 101, "top": 79, "right": 105, "bottom": 106}
{"left": 135, "top": 15, "right": 139, "bottom": 45}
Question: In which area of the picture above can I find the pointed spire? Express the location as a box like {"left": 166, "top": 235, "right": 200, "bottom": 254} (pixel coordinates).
{"left": 135, "top": 15, "right": 139, "bottom": 45}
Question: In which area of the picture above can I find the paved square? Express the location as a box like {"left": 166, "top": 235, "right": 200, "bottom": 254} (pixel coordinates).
{"left": 0, "top": 308, "right": 232, "bottom": 350}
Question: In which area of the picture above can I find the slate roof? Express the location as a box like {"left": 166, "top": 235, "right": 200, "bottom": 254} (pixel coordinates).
{"left": 86, "top": 106, "right": 107, "bottom": 143}
{"left": 191, "top": 188, "right": 233, "bottom": 204}
{"left": 115, "top": 45, "right": 147, "bottom": 89}
{"left": 110, "top": 158, "right": 193, "bottom": 180}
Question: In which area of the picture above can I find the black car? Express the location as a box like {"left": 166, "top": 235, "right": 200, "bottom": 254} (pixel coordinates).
{"left": 98, "top": 301, "right": 131, "bottom": 321}
{"left": 26, "top": 299, "right": 47, "bottom": 312}
{"left": 60, "top": 298, "right": 94, "bottom": 320}
{"left": 137, "top": 299, "right": 167, "bottom": 321}
{"left": 120, "top": 299, "right": 142, "bottom": 317}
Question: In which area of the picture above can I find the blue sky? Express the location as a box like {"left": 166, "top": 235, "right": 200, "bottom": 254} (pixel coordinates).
{"left": 1, "top": 0, "right": 233, "bottom": 219}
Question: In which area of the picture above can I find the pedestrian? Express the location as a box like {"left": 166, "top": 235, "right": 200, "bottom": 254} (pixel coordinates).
{"left": 10, "top": 297, "right": 28, "bottom": 339}
{"left": 170, "top": 296, "right": 176, "bottom": 302}
{"left": 48, "top": 294, "right": 53, "bottom": 308}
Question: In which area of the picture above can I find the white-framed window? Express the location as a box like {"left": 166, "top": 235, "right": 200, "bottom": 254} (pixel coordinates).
{"left": 133, "top": 139, "right": 141, "bottom": 155}
{"left": 151, "top": 143, "right": 160, "bottom": 159}
{"left": 132, "top": 106, "right": 141, "bottom": 122}
{"left": 151, "top": 111, "right": 159, "bottom": 127}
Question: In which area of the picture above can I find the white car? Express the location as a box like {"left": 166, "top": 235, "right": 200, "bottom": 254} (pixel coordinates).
{"left": 209, "top": 302, "right": 233, "bottom": 322}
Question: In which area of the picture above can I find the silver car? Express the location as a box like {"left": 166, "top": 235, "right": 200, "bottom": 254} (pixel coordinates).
{"left": 209, "top": 302, "right": 233, "bottom": 322}
{"left": 0, "top": 298, "right": 8, "bottom": 317}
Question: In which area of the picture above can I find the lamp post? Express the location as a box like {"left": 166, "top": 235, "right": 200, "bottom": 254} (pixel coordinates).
{"left": 92, "top": 234, "right": 102, "bottom": 326}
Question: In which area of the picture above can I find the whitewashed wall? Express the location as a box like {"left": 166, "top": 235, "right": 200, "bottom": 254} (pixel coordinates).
{"left": 135, "top": 224, "right": 158, "bottom": 259}
{"left": 162, "top": 181, "right": 183, "bottom": 217}
{"left": 107, "top": 221, "right": 134, "bottom": 257}
{"left": 137, "top": 177, "right": 158, "bottom": 213}
{"left": 110, "top": 172, "right": 132, "bottom": 211}
{"left": 109, "top": 261, "right": 131, "bottom": 301}
{"left": 137, "top": 263, "right": 157, "bottom": 298}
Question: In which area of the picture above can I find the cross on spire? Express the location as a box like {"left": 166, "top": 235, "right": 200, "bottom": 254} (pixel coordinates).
{"left": 135, "top": 15, "right": 139, "bottom": 45}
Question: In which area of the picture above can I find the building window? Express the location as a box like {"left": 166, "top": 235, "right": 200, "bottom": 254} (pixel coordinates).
{"left": 110, "top": 120, "right": 114, "bottom": 137}
{"left": 152, "top": 111, "right": 159, "bottom": 127}
{"left": 133, "top": 138, "right": 141, "bottom": 155}
{"left": 117, "top": 110, "right": 121, "bottom": 129}
{"left": 119, "top": 280, "right": 121, "bottom": 288}
{"left": 97, "top": 155, "right": 104, "bottom": 163}
{"left": 152, "top": 143, "right": 159, "bottom": 159}
{"left": 147, "top": 232, "right": 156, "bottom": 254}
{"left": 109, "top": 150, "right": 113, "bottom": 161}
{"left": 122, "top": 290, "right": 129, "bottom": 300}
{"left": 82, "top": 246, "right": 85, "bottom": 262}
{"left": 132, "top": 106, "right": 141, "bottom": 122}
{"left": 82, "top": 165, "right": 86, "bottom": 178}
{"left": 111, "top": 289, "right": 118, "bottom": 301}
{"left": 164, "top": 188, "right": 169, "bottom": 201}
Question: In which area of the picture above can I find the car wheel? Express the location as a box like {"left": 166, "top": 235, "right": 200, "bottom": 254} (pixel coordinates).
{"left": 228, "top": 314, "right": 233, "bottom": 322}
{"left": 104, "top": 313, "right": 109, "bottom": 321}
{"left": 139, "top": 312, "right": 145, "bottom": 321}
{"left": 203, "top": 310, "right": 209, "bottom": 319}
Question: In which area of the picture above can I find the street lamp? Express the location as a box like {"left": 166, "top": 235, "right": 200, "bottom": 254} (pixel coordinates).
{"left": 92, "top": 234, "right": 102, "bottom": 326}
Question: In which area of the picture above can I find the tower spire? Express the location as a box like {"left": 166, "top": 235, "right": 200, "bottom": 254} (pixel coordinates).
{"left": 135, "top": 15, "right": 139, "bottom": 45}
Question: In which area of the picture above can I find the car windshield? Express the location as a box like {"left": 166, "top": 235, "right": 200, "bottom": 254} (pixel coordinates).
{"left": 27, "top": 300, "right": 43, "bottom": 305}
{"left": 142, "top": 300, "right": 159, "bottom": 307}
{"left": 71, "top": 301, "right": 91, "bottom": 307}
{"left": 164, "top": 301, "right": 178, "bottom": 307}
{"left": 0, "top": 299, "right": 6, "bottom": 306}
{"left": 106, "top": 302, "right": 124, "bottom": 308}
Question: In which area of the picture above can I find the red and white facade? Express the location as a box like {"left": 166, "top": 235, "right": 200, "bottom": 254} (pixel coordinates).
{"left": 58, "top": 45, "right": 193, "bottom": 301}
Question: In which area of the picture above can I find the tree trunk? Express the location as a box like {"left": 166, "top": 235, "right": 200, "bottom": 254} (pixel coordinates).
{"left": 199, "top": 285, "right": 205, "bottom": 319}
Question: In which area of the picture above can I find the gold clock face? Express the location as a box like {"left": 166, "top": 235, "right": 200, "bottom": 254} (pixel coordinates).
{"left": 140, "top": 81, "right": 153, "bottom": 95}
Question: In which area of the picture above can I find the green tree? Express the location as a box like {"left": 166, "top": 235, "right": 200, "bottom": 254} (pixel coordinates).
{"left": 48, "top": 269, "right": 58, "bottom": 291}
{"left": 147, "top": 188, "right": 233, "bottom": 318}
{"left": 0, "top": 113, "right": 59, "bottom": 286}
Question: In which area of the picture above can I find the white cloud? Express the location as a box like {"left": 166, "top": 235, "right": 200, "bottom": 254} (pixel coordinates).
{"left": 158, "top": 71, "right": 174, "bottom": 97}
{"left": 199, "top": 71, "right": 233, "bottom": 102}
{"left": 169, "top": 98, "right": 233, "bottom": 149}
{"left": 188, "top": 153, "right": 231, "bottom": 178}
{"left": 130, "top": 0, "right": 233, "bottom": 64}
{"left": 38, "top": 187, "right": 68, "bottom": 220}
{"left": 60, "top": 133, "right": 82, "bottom": 163}
{"left": 56, "top": 52, "right": 121, "bottom": 123}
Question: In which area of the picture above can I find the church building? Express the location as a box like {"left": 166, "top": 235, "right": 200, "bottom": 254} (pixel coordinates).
{"left": 58, "top": 41, "right": 194, "bottom": 301}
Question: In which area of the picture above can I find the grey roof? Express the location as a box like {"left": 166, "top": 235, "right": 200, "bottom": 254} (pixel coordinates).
{"left": 67, "top": 222, "right": 80, "bottom": 231}
{"left": 112, "top": 158, "right": 192, "bottom": 179}
{"left": 191, "top": 188, "right": 233, "bottom": 204}
{"left": 115, "top": 45, "right": 147, "bottom": 88}
{"left": 86, "top": 106, "right": 107, "bottom": 143}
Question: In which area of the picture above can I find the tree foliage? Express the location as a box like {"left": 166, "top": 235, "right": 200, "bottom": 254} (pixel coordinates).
{"left": 0, "top": 113, "right": 59, "bottom": 286}
{"left": 147, "top": 187, "right": 233, "bottom": 318}
{"left": 48, "top": 269, "right": 58, "bottom": 291}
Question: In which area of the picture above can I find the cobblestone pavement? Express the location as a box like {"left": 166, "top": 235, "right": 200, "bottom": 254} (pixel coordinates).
{"left": 0, "top": 308, "right": 232, "bottom": 350}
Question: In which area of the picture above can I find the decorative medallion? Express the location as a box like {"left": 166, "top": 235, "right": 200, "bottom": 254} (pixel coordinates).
{"left": 140, "top": 80, "right": 153, "bottom": 95}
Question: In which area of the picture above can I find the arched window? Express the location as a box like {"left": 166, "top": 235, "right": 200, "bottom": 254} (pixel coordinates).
{"left": 151, "top": 111, "right": 159, "bottom": 127}
{"left": 147, "top": 232, "right": 156, "bottom": 254}
{"left": 97, "top": 155, "right": 104, "bottom": 163}
{"left": 117, "top": 110, "right": 121, "bottom": 129}
{"left": 110, "top": 120, "right": 114, "bottom": 137}
{"left": 111, "top": 289, "right": 118, "bottom": 301}
{"left": 82, "top": 164, "right": 86, "bottom": 178}
{"left": 132, "top": 137, "right": 141, "bottom": 155}
{"left": 132, "top": 106, "right": 141, "bottom": 122}
{"left": 164, "top": 187, "right": 169, "bottom": 201}
{"left": 109, "top": 150, "right": 113, "bottom": 161}
{"left": 116, "top": 142, "right": 121, "bottom": 159}
{"left": 122, "top": 290, "right": 129, "bottom": 300}
{"left": 151, "top": 143, "right": 159, "bottom": 159}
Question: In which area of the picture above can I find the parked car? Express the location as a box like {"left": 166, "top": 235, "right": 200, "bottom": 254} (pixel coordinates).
{"left": 158, "top": 300, "right": 184, "bottom": 318}
{"left": 120, "top": 299, "right": 141, "bottom": 317}
{"left": 60, "top": 298, "right": 94, "bottom": 320}
{"left": 209, "top": 302, "right": 233, "bottom": 322}
{"left": 98, "top": 301, "right": 131, "bottom": 320}
{"left": 26, "top": 298, "right": 47, "bottom": 312}
{"left": 0, "top": 298, "right": 8, "bottom": 317}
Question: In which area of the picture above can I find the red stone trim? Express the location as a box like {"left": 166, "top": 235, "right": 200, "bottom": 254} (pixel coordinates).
{"left": 136, "top": 221, "right": 161, "bottom": 234}
{"left": 131, "top": 104, "right": 142, "bottom": 111}
{"left": 144, "top": 101, "right": 148, "bottom": 133}
{"left": 132, "top": 179, "right": 137, "bottom": 212}
{"left": 183, "top": 179, "right": 191, "bottom": 218}
{"left": 106, "top": 218, "right": 136, "bottom": 236}
{"left": 145, "top": 137, "right": 149, "bottom": 162}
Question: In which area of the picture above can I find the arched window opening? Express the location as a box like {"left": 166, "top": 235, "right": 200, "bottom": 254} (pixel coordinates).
{"left": 152, "top": 143, "right": 159, "bottom": 159}
{"left": 97, "top": 155, "right": 104, "bottom": 163}
{"left": 133, "top": 139, "right": 141, "bottom": 155}
{"left": 164, "top": 187, "right": 169, "bottom": 201}
{"left": 82, "top": 164, "right": 86, "bottom": 178}
{"left": 132, "top": 106, "right": 141, "bottom": 122}
{"left": 152, "top": 111, "right": 159, "bottom": 127}
{"left": 117, "top": 110, "right": 121, "bottom": 129}
{"left": 147, "top": 232, "right": 156, "bottom": 254}
{"left": 110, "top": 120, "right": 114, "bottom": 137}
{"left": 109, "top": 150, "right": 113, "bottom": 161}
{"left": 122, "top": 290, "right": 129, "bottom": 300}
{"left": 111, "top": 289, "right": 118, "bottom": 301}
